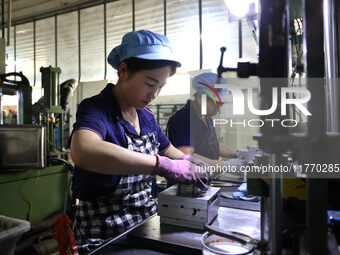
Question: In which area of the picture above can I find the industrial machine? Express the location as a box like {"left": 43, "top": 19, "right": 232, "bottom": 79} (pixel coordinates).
{"left": 0, "top": 66, "right": 73, "bottom": 254}
{"left": 34, "top": 66, "right": 68, "bottom": 160}
{"left": 0, "top": 72, "right": 32, "bottom": 125}
{"left": 214, "top": 0, "right": 340, "bottom": 254}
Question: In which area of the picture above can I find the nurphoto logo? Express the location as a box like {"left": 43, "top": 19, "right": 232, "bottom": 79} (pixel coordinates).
{"left": 201, "top": 84, "right": 311, "bottom": 128}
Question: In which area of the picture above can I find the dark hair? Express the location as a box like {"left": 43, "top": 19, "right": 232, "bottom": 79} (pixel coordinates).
{"left": 121, "top": 57, "right": 177, "bottom": 77}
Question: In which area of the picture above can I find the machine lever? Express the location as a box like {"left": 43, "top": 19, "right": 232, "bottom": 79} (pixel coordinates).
{"left": 217, "top": 47, "right": 258, "bottom": 79}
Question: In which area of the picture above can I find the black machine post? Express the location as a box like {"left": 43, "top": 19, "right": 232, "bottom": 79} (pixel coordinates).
{"left": 215, "top": 0, "right": 340, "bottom": 253}
{"left": 303, "top": 0, "right": 328, "bottom": 254}
{"left": 0, "top": 72, "right": 32, "bottom": 124}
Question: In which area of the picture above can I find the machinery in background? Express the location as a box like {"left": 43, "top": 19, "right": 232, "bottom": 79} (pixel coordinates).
{"left": 215, "top": 0, "right": 340, "bottom": 254}
{"left": 32, "top": 66, "right": 68, "bottom": 160}
{"left": 0, "top": 66, "right": 75, "bottom": 255}
{"left": 148, "top": 103, "right": 184, "bottom": 133}
{"left": 0, "top": 66, "right": 74, "bottom": 169}
{"left": 0, "top": 72, "right": 32, "bottom": 125}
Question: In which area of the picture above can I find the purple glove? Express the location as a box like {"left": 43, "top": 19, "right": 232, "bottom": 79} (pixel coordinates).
{"left": 153, "top": 154, "right": 192, "bottom": 184}
{"left": 156, "top": 154, "right": 208, "bottom": 191}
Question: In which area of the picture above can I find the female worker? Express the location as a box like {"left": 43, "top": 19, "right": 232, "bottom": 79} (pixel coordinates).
{"left": 167, "top": 72, "right": 235, "bottom": 164}
{"left": 70, "top": 30, "right": 206, "bottom": 251}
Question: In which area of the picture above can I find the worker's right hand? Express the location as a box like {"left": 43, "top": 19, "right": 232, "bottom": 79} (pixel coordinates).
{"left": 153, "top": 154, "right": 208, "bottom": 190}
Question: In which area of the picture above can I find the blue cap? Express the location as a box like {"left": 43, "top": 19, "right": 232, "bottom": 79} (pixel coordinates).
{"left": 107, "top": 30, "right": 181, "bottom": 70}
{"left": 192, "top": 72, "right": 229, "bottom": 103}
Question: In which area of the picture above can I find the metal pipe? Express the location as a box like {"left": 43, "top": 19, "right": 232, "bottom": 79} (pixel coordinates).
{"left": 163, "top": 0, "right": 167, "bottom": 35}
{"left": 199, "top": 0, "right": 202, "bottom": 70}
{"left": 260, "top": 196, "right": 267, "bottom": 254}
{"left": 238, "top": 19, "right": 242, "bottom": 58}
{"left": 303, "top": 0, "right": 326, "bottom": 136}
{"left": 104, "top": 2, "right": 107, "bottom": 80}
{"left": 7, "top": 0, "right": 11, "bottom": 46}
{"left": 78, "top": 9, "right": 81, "bottom": 84}
{"left": 33, "top": 20, "right": 36, "bottom": 87}
{"left": 55, "top": 15, "right": 57, "bottom": 68}
{"left": 132, "top": 0, "right": 135, "bottom": 31}
{"left": 13, "top": 24, "right": 15, "bottom": 74}
{"left": 2, "top": 0, "right": 4, "bottom": 38}
{"left": 0, "top": 93, "right": 2, "bottom": 124}
{"left": 323, "top": 0, "right": 339, "bottom": 133}
{"left": 268, "top": 154, "right": 282, "bottom": 254}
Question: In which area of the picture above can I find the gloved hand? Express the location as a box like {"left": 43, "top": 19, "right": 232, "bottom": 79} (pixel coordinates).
{"left": 222, "top": 158, "right": 248, "bottom": 176}
{"left": 153, "top": 154, "right": 208, "bottom": 191}
{"left": 180, "top": 154, "right": 210, "bottom": 188}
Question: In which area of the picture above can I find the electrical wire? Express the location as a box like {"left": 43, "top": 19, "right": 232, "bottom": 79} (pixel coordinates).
{"left": 27, "top": 169, "right": 41, "bottom": 221}
{"left": 50, "top": 157, "right": 75, "bottom": 215}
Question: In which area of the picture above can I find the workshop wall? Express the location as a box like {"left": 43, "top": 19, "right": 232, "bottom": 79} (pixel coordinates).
{"left": 4, "top": 0, "right": 258, "bottom": 148}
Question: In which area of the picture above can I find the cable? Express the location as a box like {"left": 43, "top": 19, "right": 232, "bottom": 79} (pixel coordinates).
{"left": 50, "top": 158, "right": 75, "bottom": 215}
{"left": 27, "top": 169, "right": 41, "bottom": 221}
{"left": 50, "top": 157, "right": 74, "bottom": 173}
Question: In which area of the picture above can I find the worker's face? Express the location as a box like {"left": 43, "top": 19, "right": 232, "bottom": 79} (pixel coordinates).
{"left": 118, "top": 63, "right": 171, "bottom": 109}
{"left": 206, "top": 97, "right": 221, "bottom": 116}
{"left": 196, "top": 94, "right": 221, "bottom": 116}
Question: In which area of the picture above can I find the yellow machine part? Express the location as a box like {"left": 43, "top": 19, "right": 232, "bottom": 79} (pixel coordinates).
{"left": 263, "top": 178, "right": 306, "bottom": 200}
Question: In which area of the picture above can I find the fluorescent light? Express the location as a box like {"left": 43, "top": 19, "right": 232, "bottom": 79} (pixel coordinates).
{"left": 225, "top": 0, "right": 251, "bottom": 18}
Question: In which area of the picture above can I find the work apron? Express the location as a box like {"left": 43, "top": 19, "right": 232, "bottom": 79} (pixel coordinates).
{"left": 192, "top": 109, "right": 220, "bottom": 159}
{"left": 74, "top": 129, "right": 159, "bottom": 252}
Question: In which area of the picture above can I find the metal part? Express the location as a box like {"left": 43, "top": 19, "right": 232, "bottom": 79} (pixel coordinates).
{"left": 0, "top": 38, "right": 5, "bottom": 74}
{"left": 39, "top": 66, "right": 66, "bottom": 157}
{"left": 125, "top": 207, "right": 261, "bottom": 255}
{"left": 303, "top": 0, "right": 328, "bottom": 254}
{"left": 268, "top": 154, "right": 282, "bottom": 254}
{"left": 177, "top": 184, "right": 201, "bottom": 197}
{"left": 217, "top": 46, "right": 259, "bottom": 78}
{"left": 323, "top": 0, "right": 339, "bottom": 133}
{"left": 0, "top": 125, "right": 45, "bottom": 169}
{"left": 0, "top": 92, "right": 2, "bottom": 124}
{"left": 239, "top": 19, "right": 242, "bottom": 58}
{"left": 158, "top": 185, "right": 220, "bottom": 230}
{"left": 217, "top": 47, "right": 258, "bottom": 79}
{"left": 235, "top": 145, "right": 262, "bottom": 163}
{"left": 303, "top": 0, "right": 326, "bottom": 137}
{"left": 6, "top": 0, "right": 11, "bottom": 46}
{"left": 0, "top": 72, "right": 32, "bottom": 124}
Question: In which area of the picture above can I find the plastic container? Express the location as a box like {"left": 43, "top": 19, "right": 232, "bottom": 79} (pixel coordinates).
{"left": 202, "top": 232, "right": 254, "bottom": 255}
{"left": 0, "top": 215, "right": 31, "bottom": 255}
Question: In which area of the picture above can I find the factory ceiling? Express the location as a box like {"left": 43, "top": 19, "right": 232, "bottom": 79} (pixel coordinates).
{"left": 2, "top": 0, "right": 114, "bottom": 25}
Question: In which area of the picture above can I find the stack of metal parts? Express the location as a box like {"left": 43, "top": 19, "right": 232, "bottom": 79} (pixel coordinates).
{"left": 158, "top": 184, "right": 220, "bottom": 230}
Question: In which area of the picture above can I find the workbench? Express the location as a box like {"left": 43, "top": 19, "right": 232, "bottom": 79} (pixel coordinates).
{"left": 90, "top": 197, "right": 261, "bottom": 255}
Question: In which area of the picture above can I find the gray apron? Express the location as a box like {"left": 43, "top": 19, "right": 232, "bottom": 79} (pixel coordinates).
{"left": 74, "top": 130, "right": 159, "bottom": 252}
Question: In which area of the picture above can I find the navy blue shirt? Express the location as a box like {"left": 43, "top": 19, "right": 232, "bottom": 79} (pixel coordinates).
{"left": 167, "top": 100, "right": 220, "bottom": 159}
{"left": 71, "top": 83, "right": 170, "bottom": 200}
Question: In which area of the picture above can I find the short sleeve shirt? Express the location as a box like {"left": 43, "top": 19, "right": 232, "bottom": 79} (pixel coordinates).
{"left": 167, "top": 100, "right": 220, "bottom": 159}
{"left": 71, "top": 83, "right": 170, "bottom": 200}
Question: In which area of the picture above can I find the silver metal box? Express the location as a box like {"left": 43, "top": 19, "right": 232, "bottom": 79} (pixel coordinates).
{"left": 0, "top": 125, "right": 45, "bottom": 169}
{"left": 158, "top": 185, "right": 220, "bottom": 230}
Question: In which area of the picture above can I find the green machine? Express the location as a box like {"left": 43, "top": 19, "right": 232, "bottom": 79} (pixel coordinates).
{"left": 39, "top": 66, "right": 67, "bottom": 159}
{"left": 0, "top": 68, "right": 71, "bottom": 225}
